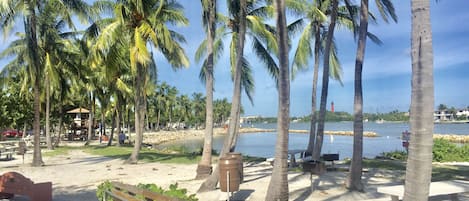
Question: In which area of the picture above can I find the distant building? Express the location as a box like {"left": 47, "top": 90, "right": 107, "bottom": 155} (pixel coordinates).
{"left": 434, "top": 108, "right": 469, "bottom": 121}
{"left": 456, "top": 109, "right": 469, "bottom": 117}
{"left": 434, "top": 110, "right": 453, "bottom": 121}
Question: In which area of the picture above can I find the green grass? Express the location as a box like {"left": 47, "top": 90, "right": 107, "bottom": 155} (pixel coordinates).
{"left": 42, "top": 146, "right": 77, "bottom": 157}
{"left": 83, "top": 145, "right": 201, "bottom": 164}
{"left": 362, "top": 159, "right": 406, "bottom": 170}
{"left": 357, "top": 159, "right": 468, "bottom": 181}
{"left": 432, "top": 164, "right": 469, "bottom": 181}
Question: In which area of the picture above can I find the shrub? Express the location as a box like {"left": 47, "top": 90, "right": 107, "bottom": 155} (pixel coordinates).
{"left": 379, "top": 150, "right": 407, "bottom": 160}
{"left": 96, "top": 181, "right": 197, "bottom": 201}
{"left": 433, "top": 139, "right": 469, "bottom": 162}
{"left": 96, "top": 181, "right": 113, "bottom": 201}
{"left": 378, "top": 139, "right": 469, "bottom": 162}
{"left": 138, "top": 183, "right": 198, "bottom": 201}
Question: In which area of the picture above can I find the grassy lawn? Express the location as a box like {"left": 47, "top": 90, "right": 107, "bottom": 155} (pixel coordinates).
{"left": 84, "top": 145, "right": 202, "bottom": 164}
{"left": 361, "top": 159, "right": 469, "bottom": 181}
{"left": 43, "top": 145, "right": 266, "bottom": 165}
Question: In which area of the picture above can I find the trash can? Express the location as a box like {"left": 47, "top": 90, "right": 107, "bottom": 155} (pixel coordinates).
{"left": 219, "top": 156, "right": 240, "bottom": 192}
{"left": 225, "top": 152, "right": 243, "bottom": 183}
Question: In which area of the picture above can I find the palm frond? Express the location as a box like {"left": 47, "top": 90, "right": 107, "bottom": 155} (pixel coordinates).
{"left": 292, "top": 23, "right": 313, "bottom": 79}
{"left": 375, "top": 0, "right": 398, "bottom": 23}
{"left": 252, "top": 37, "right": 278, "bottom": 83}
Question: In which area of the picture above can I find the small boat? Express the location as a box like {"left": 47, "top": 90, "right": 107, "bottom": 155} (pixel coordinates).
{"left": 376, "top": 119, "right": 384, "bottom": 124}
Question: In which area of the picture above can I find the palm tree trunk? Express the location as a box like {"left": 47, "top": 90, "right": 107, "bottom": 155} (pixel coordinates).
{"left": 54, "top": 101, "right": 64, "bottom": 147}
{"left": 403, "top": 0, "right": 434, "bottom": 200}
{"left": 126, "top": 63, "right": 146, "bottom": 164}
{"left": 85, "top": 92, "right": 94, "bottom": 145}
{"left": 196, "top": 0, "right": 216, "bottom": 180}
{"left": 45, "top": 75, "right": 53, "bottom": 150}
{"left": 101, "top": 108, "right": 106, "bottom": 141}
{"left": 266, "top": 0, "right": 290, "bottom": 200}
{"left": 107, "top": 108, "right": 117, "bottom": 146}
{"left": 306, "top": 25, "right": 321, "bottom": 154}
{"left": 116, "top": 94, "right": 123, "bottom": 147}
{"left": 198, "top": 0, "right": 246, "bottom": 192}
{"left": 346, "top": 0, "right": 368, "bottom": 191}
{"left": 312, "top": 0, "right": 339, "bottom": 161}
{"left": 25, "top": 0, "right": 44, "bottom": 167}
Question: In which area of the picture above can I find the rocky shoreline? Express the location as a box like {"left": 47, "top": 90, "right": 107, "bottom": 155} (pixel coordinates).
{"left": 141, "top": 127, "right": 469, "bottom": 145}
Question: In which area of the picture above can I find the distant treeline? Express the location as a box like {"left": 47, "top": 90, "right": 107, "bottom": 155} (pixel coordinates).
{"left": 247, "top": 110, "right": 410, "bottom": 123}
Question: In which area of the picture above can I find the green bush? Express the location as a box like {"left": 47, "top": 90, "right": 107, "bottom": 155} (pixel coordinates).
{"left": 138, "top": 183, "right": 198, "bottom": 201}
{"left": 378, "top": 139, "right": 469, "bottom": 162}
{"left": 380, "top": 150, "right": 407, "bottom": 160}
{"left": 433, "top": 139, "right": 469, "bottom": 162}
{"left": 96, "top": 181, "right": 197, "bottom": 201}
{"left": 96, "top": 181, "right": 113, "bottom": 201}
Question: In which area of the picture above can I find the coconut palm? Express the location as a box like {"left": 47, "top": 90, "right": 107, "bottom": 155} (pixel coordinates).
{"left": 346, "top": 0, "right": 396, "bottom": 191}
{"left": 403, "top": 0, "right": 434, "bottom": 200}
{"left": 292, "top": 0, "right": 352, "bottom": 156}
{"left": 93, "top": 0, "right": 189, "bottom": 164}
{"left": 311, "top": 0, "right": 340, "bottom": 162}
{"left": 196, "top": 0, "right": 217, "bottom": 180}
{"left": 1, "top": 0, "right": 90, "bottom": 166}
{"left": 198, "top": 0, "right": 283, "bottom": 191}
{"left": 265, "top": 0, "right": 289, "bottom": 199}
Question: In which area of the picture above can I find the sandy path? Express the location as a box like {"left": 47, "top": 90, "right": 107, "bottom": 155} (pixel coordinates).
{"left": 1, "top": 149, "right": 468, "bottom": 201}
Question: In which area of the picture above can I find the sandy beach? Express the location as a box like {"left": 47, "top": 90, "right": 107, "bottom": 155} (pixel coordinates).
{"left": 1, "top": 142, "right": 468, "bottom": 201}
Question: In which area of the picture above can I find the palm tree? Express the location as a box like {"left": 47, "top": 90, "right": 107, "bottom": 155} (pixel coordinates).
{"left": 198, "top": 0, "right": 250, "bottom": 192}
{"left": 265, "top": 0, "right": 289, "bottom": 200}
{"left": 1, "top": 0, "right": 90, "bottom": 166}
{"left": 196, "top": 0, "right": 217, "bottom": 180}
{"left": 291, "top": 0, "right": 348, "bottom": 156}
{"left": 312, "top": 0, "right": 339, "bottom": 162}
{"left": 403, "top": 0, "right": 434, "bottom": 200}
{"left": 346, "top": 0, "right": 396, "bottom": 191}
{"left": 94, "top": 0, "right": 189, "bottom": 164}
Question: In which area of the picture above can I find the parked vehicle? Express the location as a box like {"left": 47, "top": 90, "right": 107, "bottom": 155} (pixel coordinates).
{"left": 1, "top": 129, "right": 23, "bottom": 138}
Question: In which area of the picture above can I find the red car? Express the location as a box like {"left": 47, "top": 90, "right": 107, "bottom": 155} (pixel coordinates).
{"left": 1, "top": 129, "right": 23, "bottom": 138}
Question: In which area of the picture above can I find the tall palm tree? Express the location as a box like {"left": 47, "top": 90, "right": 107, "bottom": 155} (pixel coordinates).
{"left": 198, "top": 0, "right": 250, "bottom": 192}
{"left": 196, "top": 0, "right": 217, "bottom": 180}
{"left": 403, "top": 0, "right": 434, "bottom": 200}
{"left": 312, "top": 0, "right": 339, "bottom": 161}
{"left": 1, "top": 0, "right": 90, "bottom": 166}
{"left": 265, "top": 0, "right": 289, "bottom": 200}
{"left": 291, "top": 0, "right": 348, "bottom": 156}
{"left": 94, "top": 0, "right": 189, "bottom": 164}
{"left": 346, "top": 0, "right": 396, "bottom": 191}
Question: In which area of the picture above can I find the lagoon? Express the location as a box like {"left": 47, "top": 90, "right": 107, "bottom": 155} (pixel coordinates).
{"left": 157, "top": 122, "right": 469, "bottom": 160}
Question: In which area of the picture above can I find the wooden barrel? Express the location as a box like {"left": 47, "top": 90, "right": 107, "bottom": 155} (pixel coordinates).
{"left": 225, "top": 152, "right": 243, "bottom": 183}
{"left": 219, "top": 157, "right": 240, "bottom": 192}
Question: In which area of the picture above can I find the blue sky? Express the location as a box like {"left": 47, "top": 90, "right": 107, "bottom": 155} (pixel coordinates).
{"left": 1, "top": 1, "right": 469, "bottom": 117}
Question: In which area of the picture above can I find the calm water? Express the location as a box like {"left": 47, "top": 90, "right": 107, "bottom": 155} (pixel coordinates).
{"left": 157, "top": 122, "right": 469, "bottom": 159}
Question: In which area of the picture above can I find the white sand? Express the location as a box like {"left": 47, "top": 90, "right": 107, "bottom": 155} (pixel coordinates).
{"left": 1, "top": 145, "right": 468, "bottom": 201}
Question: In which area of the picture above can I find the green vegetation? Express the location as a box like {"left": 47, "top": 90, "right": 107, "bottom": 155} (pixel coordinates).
{"left": 433, "top": 139, "right": 469, "bottom": 162}
{"left": 364, "top": 110, "right": 409, "bottom": 122}
{"left": 379, "top": 150, "right": 408, "bottom": 160}
{"left": 96, "top": 181, "right": 113, "bottom": 201}
{"left": 42, "top": 146, "right": 76, "bottom": 157}
{"left": 96, "top": 181, "right": 197, "bottom": 201}
{"left": 379, "top": 139, "right": 469, "bottom": 162}
{"left": 84, "top": 145, "right": 201, "bottom": 164}
{"left": 137, "top": 183, "right": 197, "bottom": 201}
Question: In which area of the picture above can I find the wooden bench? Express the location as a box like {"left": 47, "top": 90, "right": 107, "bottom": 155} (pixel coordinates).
{"left": 104, "top": 181, "right": 183, "bottom": 201}
{"left": 0, "top": 172, "right": 52, "bottom": 201}
{"left": 377, "top": 180, "right": 469, "bottom": 201}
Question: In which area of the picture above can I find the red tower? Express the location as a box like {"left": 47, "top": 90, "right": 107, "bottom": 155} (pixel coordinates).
{"left": 331, "top": 101, "right": 335, "bottom": 113}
